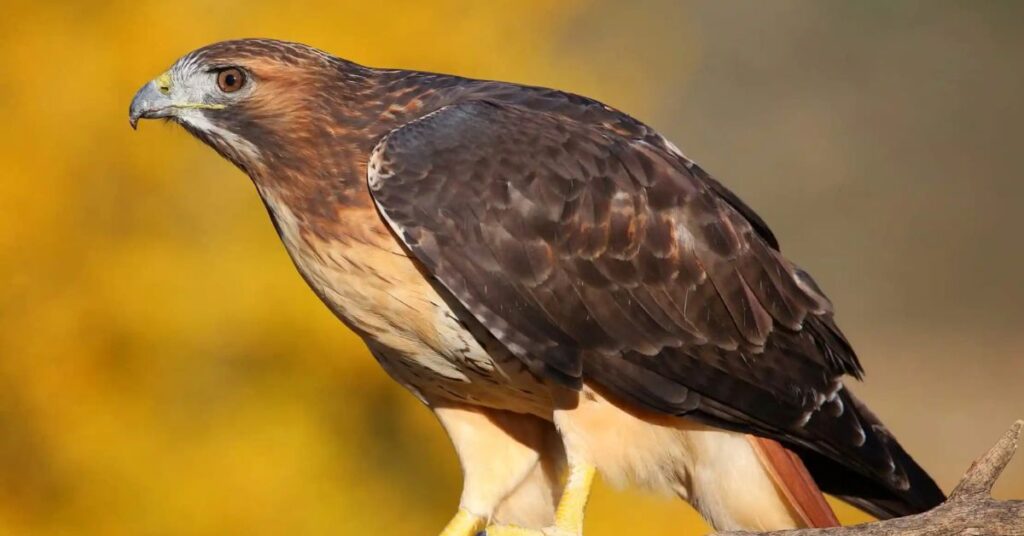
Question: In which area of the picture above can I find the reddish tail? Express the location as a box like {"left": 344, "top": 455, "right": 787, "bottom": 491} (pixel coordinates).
{"left": 748, "top": 435, "right": 840, "bottom": 527}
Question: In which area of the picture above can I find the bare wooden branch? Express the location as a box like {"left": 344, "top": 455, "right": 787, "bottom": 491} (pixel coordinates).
{"left": 718, "top": 420, "right": 1024, "bottom": 536}
{"left": 950, "top": 420, "right": 1022, "bottom": 501}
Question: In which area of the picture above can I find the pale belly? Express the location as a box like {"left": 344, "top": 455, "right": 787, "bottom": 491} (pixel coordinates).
{"left": 264, "top": 194, "right": 553, "bottom": 417}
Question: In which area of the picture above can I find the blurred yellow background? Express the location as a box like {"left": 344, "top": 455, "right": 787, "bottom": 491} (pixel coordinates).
{"left": 1, "top": 1, "right": 1021, "bottom": 534}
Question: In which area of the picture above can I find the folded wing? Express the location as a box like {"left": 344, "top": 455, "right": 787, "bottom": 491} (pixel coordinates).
{"left": 368, "top": 100, "right": 943, "bottom": 517}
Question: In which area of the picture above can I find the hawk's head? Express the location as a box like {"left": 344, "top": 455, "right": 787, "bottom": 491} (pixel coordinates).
{"left": 129, "top": 39, "right": 377, "bottom": 176}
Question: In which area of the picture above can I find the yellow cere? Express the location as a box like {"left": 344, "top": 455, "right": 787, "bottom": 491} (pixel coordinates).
{"left": 155, "top": 71, "right": 173, "bottom": 94}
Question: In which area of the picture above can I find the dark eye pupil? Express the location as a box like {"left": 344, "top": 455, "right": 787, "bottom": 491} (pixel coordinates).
{"left": 219, "top": 70, "right": 243, "bottom": 91}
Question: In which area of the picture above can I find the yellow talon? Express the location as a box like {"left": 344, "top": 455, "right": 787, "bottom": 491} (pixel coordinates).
{"left": 439, "top": 508, "right": 485, "bottom": 536}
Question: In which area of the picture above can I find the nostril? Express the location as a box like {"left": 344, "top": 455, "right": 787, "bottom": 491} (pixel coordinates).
{"left": 155, "top": 72, "right": 172, "bottom": 95}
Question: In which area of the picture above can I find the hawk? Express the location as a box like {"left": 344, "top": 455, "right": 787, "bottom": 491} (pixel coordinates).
{"left": 129, "top": 39, "right": 944, "bottom": 535}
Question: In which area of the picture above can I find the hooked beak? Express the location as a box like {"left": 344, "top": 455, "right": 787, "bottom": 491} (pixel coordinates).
{"left": 129, "top": 79, "right": 174, "bottom": 129}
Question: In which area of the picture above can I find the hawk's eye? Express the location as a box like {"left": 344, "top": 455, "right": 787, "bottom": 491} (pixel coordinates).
{"left": 216, "top": 68, "right": 245, "bottom": 93}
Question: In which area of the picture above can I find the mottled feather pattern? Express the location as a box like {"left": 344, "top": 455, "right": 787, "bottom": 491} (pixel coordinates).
{"left": 371, "top": 100, "right": 843, "bottom": 371}
{"left": 370, "top": 100, "right": 936, "bottom": 514}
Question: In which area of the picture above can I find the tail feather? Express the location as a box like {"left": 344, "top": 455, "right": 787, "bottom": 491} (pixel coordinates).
{"left": 748, "top": 435, "right": 840, "bottom": 527}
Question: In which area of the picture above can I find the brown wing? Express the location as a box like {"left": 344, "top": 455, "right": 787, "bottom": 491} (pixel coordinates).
{"left": 368, "top": 99, "right": 943, "bottom": 517}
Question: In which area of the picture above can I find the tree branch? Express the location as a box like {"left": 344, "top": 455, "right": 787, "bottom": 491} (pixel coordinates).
{"left": 718, "top": 420, "right": 1024, "bottom": 536}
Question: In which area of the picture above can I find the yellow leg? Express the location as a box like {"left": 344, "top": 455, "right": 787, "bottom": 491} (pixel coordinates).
{"left": 553, "top": 462, "right": 596, "bottom": 535}
{"left": 484, "top": 461, "right": 596, "bottom": 536}
{"left": 439, "top": 508, "right": 485, "bottom": 536}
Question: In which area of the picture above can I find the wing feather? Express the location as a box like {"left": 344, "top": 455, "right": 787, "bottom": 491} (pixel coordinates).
{"left": 368, "top": 98, "right": 940, "bottom": 514}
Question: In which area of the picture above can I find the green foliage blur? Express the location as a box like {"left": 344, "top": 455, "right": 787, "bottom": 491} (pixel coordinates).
{"left": 0, "top": 1, "right": 1020, "bottom": 534}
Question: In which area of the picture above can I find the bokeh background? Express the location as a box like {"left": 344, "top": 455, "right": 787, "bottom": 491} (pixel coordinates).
{"left": 1, "top": 1, "right": 1021, "bottom": 534}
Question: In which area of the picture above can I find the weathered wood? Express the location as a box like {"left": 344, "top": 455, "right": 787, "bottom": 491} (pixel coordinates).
{"left": 718, "top": 420, "right": 1024, "bottom": 536}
